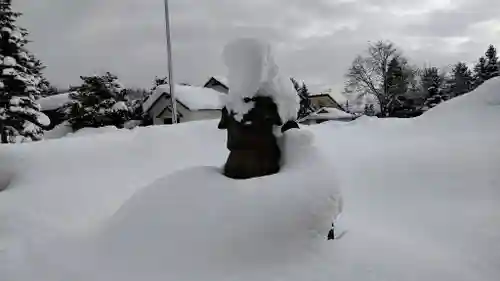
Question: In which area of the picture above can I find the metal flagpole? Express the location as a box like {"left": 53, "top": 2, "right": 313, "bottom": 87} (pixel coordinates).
{"left": 164, "top": 0, "right": 178, "bottom": 123}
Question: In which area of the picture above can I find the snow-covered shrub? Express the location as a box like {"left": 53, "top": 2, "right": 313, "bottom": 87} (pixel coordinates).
{"left": 64, "top": 72, "right": 133, "bottom": 131}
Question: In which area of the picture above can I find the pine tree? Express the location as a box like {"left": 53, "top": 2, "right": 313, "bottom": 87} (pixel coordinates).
{"left": 449, "top": 62, "right": 474, "bottom": 97}
{"left": 386, "top": 58, "right": 409, "bottom": 115}
{"left": 473, "top": 45, "right": 500, "bottom": 88}
{"left": 65, "top": 72, "right": 131, "bottom": 131}
{"left": 421, "top": 67, "right": 445, "bottom": 109}
{"left": 0, "top": 0, "right": 49, "bottom": 143}
{"left": 290, "top": 77, "right": 312, "bottom": 118}
{"left": 473, "top": 57, "right": 487, "bottom": 87}
{"left": 484, "top": 44, "right": 499, "bottom": 79}
{"left": 298, "top": 82, "right": 312, "bottom": 118}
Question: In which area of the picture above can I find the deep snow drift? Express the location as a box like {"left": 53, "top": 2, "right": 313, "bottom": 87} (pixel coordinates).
{"left": 1, "top": 78, "right": 500, "bottom": 280}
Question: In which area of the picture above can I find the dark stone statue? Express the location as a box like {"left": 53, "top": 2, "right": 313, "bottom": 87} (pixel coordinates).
{"left": 218, "top": 96, "right": 298, "bottom": 179}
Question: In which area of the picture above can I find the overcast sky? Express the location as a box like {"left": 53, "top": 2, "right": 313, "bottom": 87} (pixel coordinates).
{"left": 14, "top": 0, "right": 500, "bottom": 93}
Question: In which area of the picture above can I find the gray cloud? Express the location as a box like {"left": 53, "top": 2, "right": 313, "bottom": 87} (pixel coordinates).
{"left": 13, "top": 0, "right": 500, "bottom": 93}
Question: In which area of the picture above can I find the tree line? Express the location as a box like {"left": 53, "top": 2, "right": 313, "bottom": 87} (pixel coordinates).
{"left": 344, "top": 40, "right": 499, "bottom": 117}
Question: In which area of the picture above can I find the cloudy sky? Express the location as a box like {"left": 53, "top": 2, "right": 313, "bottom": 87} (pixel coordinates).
{"left": 14, "top": 0, "right": 500, "bottom": 93}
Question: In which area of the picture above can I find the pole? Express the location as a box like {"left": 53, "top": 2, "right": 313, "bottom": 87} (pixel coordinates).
{"left": 164, "top": 0, "right": 178, "bottom": 123}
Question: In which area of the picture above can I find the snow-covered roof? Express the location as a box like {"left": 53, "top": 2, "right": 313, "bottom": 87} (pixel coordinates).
{"left": 311, "top": 89, "right": 348, "bottom": 105}
{"left": 143, "top": 84, "right": 225, "bottom": 113}
{"left": 211, "top": 76, "right": 228, "bottom": 87}
{"left": 299, "top": 107, "right": 356, "bottom": 122}
{"left": 37, "top": 92, "right": 73, "bottom": 111}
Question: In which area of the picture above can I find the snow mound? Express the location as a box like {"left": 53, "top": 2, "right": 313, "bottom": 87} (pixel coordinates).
{"left": 4, "top": 127, "right": 342, "bottom": 281}
{"left": 415, "top": 77, "right": 500, "bottom": 131}
{"left": 425, "top": 77, "right": 500, "bottom": 116}
{"left": 223, "top": 38, "right": 299, "bottom": 122}
{"left": 37, "top": 93, "right": 72, "bottom": 111}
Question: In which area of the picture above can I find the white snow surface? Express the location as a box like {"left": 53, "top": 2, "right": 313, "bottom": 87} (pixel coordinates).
{"left": 143, "top": 84, "right": 225, "bottom": 112}
{"left": 2, "top": 68, "right": 16, "bottom": 76}
{"left": 304, "top": 107, "right": 356, "bottom": 121}
{"left": 3, "top": 56, "right": 17, "bottom": 67}
{"left": 37, "top": 93, "right": 72, "bottom": 111}
{"left": 111, "top": 101, "right": 128, "bottom": 111}
{"left": 223, "top": 38, "right": 299, "bottom": 122}
{"left": 1, "top": 27, "right": 12, "bottom": 34}
{"left": 2, "top": 78, "right": 500, "bottom": 280}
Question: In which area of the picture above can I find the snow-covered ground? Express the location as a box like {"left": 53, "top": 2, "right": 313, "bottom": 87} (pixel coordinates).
{"left": 1, "top": 81, "right": 500, "bottom": 280}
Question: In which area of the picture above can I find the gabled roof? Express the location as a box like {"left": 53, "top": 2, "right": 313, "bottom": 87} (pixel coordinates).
{"left": 309, "top": 93, "right": 344, "bottom": 110}
{"left": 203, "top": 76, "right": 229, "bottom": 89}
{"left": 143, "top": 84, "right": 225, "bottom": 113}
{"left": 298, "top": 107, "right": 357, "bottom": 123}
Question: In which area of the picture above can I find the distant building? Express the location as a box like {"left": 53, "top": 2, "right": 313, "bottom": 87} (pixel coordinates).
{"left": 203, "top": 76, "right": 229, "bottom": 94}
{"left": 143, "top": 84, "right": 225, "bottom": 125}
{"left": 298, "top": 107, "right": 357, "bottom": 125}
{"left": 309, "top": 93, "right": 345, "bottom": 112}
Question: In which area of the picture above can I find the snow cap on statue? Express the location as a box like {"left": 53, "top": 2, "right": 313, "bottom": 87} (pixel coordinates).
{"left": 222, "top": 38, "right": 299, "bottom": 124}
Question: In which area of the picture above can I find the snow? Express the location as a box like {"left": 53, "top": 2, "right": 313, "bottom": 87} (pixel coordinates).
{"left": 302, "top": 107, "right": 356, "bottom": 122}
{"left": 35, "top": 112, "right": 51, "bottom": 127}
{"left": 3, "top": 56, "right": 17, "bottom": 67}
{"left": 18, "top": 52, "right": 29, "bottom": 61}
{"left": 111, "top": 101, "right": 128, "bottom": 111}
{"left": 317, "top": 89, "right": 348, "bottom": 106}
{"left": 223, "top": 38, "right": 299, "bottom": 122}
{"left": 1, "top": 27, "right": 12, "bottom": 34}
{"left": 144, "top": 84, "right": 225, "bottom": 112}
{"left": 43, "top": 122, "right": 73, "bottom": 140}
{"left": 1, "top": 78, "right": 500, "bottom": 280}
{"left": 3, "top": 68, "right": 16, "bottom": 76}
{"left": 9, "top": 97, "right": 21, "bottom": 106}
{"left": 37, "top": 92, "right": 72, "bottom": 111}
{"left": 213, "top": 75, "right": 229, "bottom": 86}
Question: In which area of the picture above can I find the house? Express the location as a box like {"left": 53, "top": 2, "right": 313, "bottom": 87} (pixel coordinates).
{"left": 203, "top": 76, "right": 229, "bottom": 94}
{"left": 298, "top": 107, "right": 357, "bottom": 125}
{"left": 37, "top": 92, "right": 73, "bottom": 129}
{"left": 143, "top": 84, "right": 225, "bottom": 125}
{"left": 308, "top": 93, "right": 345, "bottom": 112}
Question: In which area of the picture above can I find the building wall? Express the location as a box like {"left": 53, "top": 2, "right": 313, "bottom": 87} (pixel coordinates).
{"left": 150, "top": 97, "right": 221, "bottom": 124}
{"left": 182, "top": 110, "right": 221, "bottom": 122}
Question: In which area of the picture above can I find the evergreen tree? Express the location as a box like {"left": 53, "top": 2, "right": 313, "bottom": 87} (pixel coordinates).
{"left": 363, "top": 104, "right": 376, "bottom": 116}
{"left": 474, "top": 45, "right": 499, "bottom": 87}
{"left": 0, "top": 0, "right": 49, "bottom": 143}
{"left": 386, "top": 58, "right": 410, "bottom": 115}
{"left": 473, "top": 57, "right": 487, "bottom": 87}
{"left": 65, "top": 72, "right": 132, "bottom": 131}
{"left": 386, "top": 57, "right": 407, "bottom": 97}
{"left": 420, "top": 67, "right": 445, "bottom": 109}
{"left": 484, "top": 44, "right": 499, "bottom": 79}
{"left": 449, "top": 62, "right": 474, "bottom": 97}
{"left": 290, "top": 77, "right": 312, "bottom": 119}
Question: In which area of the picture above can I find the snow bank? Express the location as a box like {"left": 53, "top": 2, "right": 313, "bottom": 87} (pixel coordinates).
{"left": 2, "top": 79, "right": 500, "bottom": 281}
{"left": 2, "top": 122, "right": 342, "bottom": 281}
{"left": 143, "top": 84, "right": 225, "bottom": 112}
{"left": 43, "top": 121, "right": 73, "bottom": 140}
{"left": 223, "top": 38, "right": 299, "bottom": 122}
{"left": 303, "top": 107, "right": 356, "bottom": 122}
{"left": 37, "top": 92, "right": 72, "bottom": 111}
